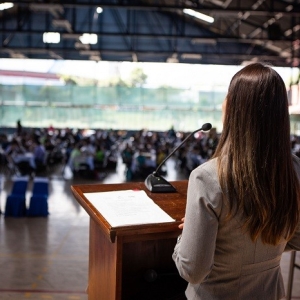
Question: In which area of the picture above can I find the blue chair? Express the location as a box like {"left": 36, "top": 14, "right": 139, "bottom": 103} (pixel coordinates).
{"left": 5, "top": 176, "right": 29, "bottom": 217}
{"left": 27, "top": 177, "right": 49, "bottom": 217}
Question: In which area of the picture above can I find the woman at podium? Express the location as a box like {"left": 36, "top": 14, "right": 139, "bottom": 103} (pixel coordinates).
{"left": 172, "top": 62, "right": 300, "bottom": 300}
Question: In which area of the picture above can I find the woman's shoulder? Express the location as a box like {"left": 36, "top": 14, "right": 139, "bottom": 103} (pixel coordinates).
{"left": 189, "top": 158, "right": 223, "bottom": 214}
{"left": 190, "top": 158, "right": 220, "bottom": 188}
{"left": 192, "top": 157, "right": 218, "bottom": 176}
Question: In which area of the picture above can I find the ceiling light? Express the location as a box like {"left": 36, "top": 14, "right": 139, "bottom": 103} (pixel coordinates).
{"left": 79, "top": 33, "right": 98, "bottom": 45}
{"left": 43, "top": 32, "right": 60, "bottom": 44}
{"left": 183, "top": 9, "right": 214, "bottom": 23}
{"left": 0, "top": 2, "right": 14, "bottom": 10}
{"left": 96, "top": 7, "right": 103, "bottom": 14}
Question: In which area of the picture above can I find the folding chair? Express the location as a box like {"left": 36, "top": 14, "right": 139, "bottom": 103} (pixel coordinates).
{"left": 27, "top": 177, "right": 49, "bottom": 217}
{"left": 5, "top": 176, "right": 29, "bottom": 217}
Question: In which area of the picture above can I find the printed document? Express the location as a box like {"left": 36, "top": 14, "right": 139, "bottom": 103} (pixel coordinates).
{"left": 83, "top": 190, "right": 175, "bottom": 227}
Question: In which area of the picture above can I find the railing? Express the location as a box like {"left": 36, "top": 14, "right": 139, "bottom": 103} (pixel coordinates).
{"left": 0, "top": 85, "right": 226, "bottom": 131}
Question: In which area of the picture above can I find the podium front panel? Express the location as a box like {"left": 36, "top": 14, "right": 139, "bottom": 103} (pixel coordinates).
{"left": 71, "top": 181, "right": 188, "bottom": 300}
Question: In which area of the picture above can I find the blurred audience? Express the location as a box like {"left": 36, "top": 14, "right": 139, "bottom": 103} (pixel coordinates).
{"left": 0, "top": 125, "right": 221, "bottom": 180}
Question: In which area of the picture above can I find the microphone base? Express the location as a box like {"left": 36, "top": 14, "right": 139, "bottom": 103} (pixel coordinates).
{"left": 144, "top": 174, "right": 177, "bottom": 193}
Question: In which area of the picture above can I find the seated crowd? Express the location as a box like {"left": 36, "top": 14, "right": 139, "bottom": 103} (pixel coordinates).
{"left": 120, "top": 126, "right": 220, "bottom": 181}
{"left": 0, "top": 125, "right": 220, "bottom": 181}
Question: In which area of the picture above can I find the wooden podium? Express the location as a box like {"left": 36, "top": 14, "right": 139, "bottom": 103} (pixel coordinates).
{"left": 71, "top": 181, "right": 188, "bottom": 300}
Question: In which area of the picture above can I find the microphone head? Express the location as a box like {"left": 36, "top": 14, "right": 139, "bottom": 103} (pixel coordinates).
{"left": 201, "top": 123, "right": 212, "bottom": 131}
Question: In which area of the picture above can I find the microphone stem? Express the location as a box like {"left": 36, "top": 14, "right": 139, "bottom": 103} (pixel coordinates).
{"left": 154, "top": 128, "right": 200, "bottom": 176}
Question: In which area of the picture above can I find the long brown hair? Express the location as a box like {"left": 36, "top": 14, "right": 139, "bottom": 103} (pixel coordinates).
{"left": 213, "top": 62, "right": 300, "bottom": 245}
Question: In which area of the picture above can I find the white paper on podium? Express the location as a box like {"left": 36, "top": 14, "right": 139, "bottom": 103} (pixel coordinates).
{"left": 83, "top": 189, "right": 175, "bottom": 227}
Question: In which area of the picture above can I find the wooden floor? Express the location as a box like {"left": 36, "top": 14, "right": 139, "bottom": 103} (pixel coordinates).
{"left": 0, "top": 157, "right": 300, "bottom": 299}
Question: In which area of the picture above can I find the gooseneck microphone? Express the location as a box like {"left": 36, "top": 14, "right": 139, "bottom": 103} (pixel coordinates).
{"left": 144, "top": 123, "right": 212, "bottom": 193}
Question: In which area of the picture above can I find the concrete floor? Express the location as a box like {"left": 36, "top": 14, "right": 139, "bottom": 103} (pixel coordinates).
{"left": 0, "top": 158, "right": 300, "bottom": 300}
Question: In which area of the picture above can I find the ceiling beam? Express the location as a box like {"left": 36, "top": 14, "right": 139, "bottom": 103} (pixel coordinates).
{"left": 12, "top": 1, "right": 300, "bottom": 17}
{"left": 0, "top": 29, "right": 296, "bottom": 43}
{"left": 0, "top": 47, "right": 289, "bottom": 60}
